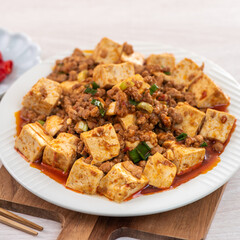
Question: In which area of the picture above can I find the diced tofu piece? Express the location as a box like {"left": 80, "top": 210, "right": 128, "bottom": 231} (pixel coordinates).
{"left": 174, "top": 102, "right": 206, "bottom": 137}
{"left": 60, "top": 81, "right": 79, "bottom": 95}
{"left": 121, "top": 52, "right": 144, "bottom": 66}
{"left": 106, "top": 102, "right": 117, "bottom": 116}
{"left": 146, "top": 53, "right": 175, "bottom": 72}
{"left": 15, "top": 123, "right": 52, "bottom": 162}
{"left": 98, "top": 163, "right": 148, "bottom": 202}
{"left": 93, "top": 62, "right": 135, "bottom": 88}
{"left": 42, "top": 139, "right": 77, "bottom": 172}
{"left": 57, "top": 132, "right": 79, "bottom": 150}
{"left": 66, "top": 158, "right": 104, "bottom": 194}
{"left": 188, "top": 74, "right": 230, "bottom": 108}
{"left": 200, "top": 109, "right": 235, "bottom": 143}
{"left": 170, "top": 143, "right": 205, "bottom": 175}
{"left": 119, "top": 114, "right": 136, "bottom": 130}
{"left": 22, "top": 78, "right": 62, "bottom": 115}
{"left": 28, "top": 122, "right": 53, "bottom": 143}
{"left": 125, "top": 141, "right": 140, "bottom": 150}
{"left": 172, "top": 58, "right": 203, "bottom": 89}
{"left": 114, "top": 74, "right": 150, "bottom": 94}
{"left": 80, "top": 123, "right": 120, "bottom": 165}
{"left": 92, "top": 37, "right": 122, "bottom": 64}
{"left": 143, "top": 152, "right": 177, "bottom": 189}
{"left": 44, "top": 115, "right": 64, "bottom": 136}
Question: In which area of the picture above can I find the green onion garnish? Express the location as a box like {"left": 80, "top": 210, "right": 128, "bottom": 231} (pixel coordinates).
{"left": 91, "top": 99, "right": 105, "bottom": 117}
{"left": 92, "top": 81, "right": 100, "bottom": 89}
{"left": 129, "top": 149, "right": 142, "bottom": 163}
{"left": 137, "top": 102, "right": 153, "bottom": 113}
{"left": 176, "top": 133, "right": 187, "bottom": 141}
{"left": 37, "top": 120, "right": 45, "bottom": 126}
{"left": 119, "top": 80, "right": 134, "bottom": 91}
{"left": 200, "top": 142, "right": 208, "bottom": 147}
{"left": 164, "top": 71, "right": 171, "bottom": 75}
{"left": 150, "top": 84, "right": 159, "bottom": 95}
{"left": 85, "top": 87, "right": 97, "bottom": 95}
{"left": 129, "top": 141, "right": 151, "bottom": 163}
{"left": 129, "top": 99, "right": 139, "bottom": 106}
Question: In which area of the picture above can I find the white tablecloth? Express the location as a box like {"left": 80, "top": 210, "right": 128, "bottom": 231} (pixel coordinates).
{"left": 0, "top": 0, "right": 240, "bottom": 239}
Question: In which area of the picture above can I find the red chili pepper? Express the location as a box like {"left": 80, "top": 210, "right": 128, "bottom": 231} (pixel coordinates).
{"left": 124, "top": 147, "right": 130, "bottom": 153}
{"left": 4, "top": 60, "right": 13, "bottom": 74}
{"left": 0, "top": 51, "right": 13, "bottom": 83}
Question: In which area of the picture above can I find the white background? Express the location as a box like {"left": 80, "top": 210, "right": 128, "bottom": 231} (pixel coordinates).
{"left": 0, "top": 0, "right": 240, "bottom": 239}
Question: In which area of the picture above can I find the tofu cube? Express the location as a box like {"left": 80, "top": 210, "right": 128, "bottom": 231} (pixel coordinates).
{"left": 44, "top": 115, "right": 64, "bottom": 136}
{"left": 114, "top": 74, "right": 150, "bottom": 94}
{"left": 93, "top": 62, "right": 135, "bottom": 88}
{"left": 143, "top": 152, "right": 177, "bottom": 189}
{"left": 56, "top": 132, "right": 79, "bottom": 148}
{"left": 80, "top": 123, "right": 120, "bottom": 165}
{"left": 42, "top": 140, "right": 77, "bottom": 172}
{"left": 174, "top": 102, "right": 206, "bottom": 137}
{"left": 106, "top": 102, "right": 117, "bottom": 116}
{"left": 98, "top": 163, "right": 148, "bottom": 202}
{"left": 60, "top": 81, "right": 79, "bottom": 95}
{"left": 92, "top": 37, "right": 122, "bottom": 64}
{"left": 22, "top": 78, "right": 62, "bottom": 115}
{"left": 66, "top": 158, "right": 104, "bottom": 194}
{"left": 121, "top": 52, "right": 144, "bottom": 66}
{"left": 188, "top": 74, "right": 230, "bottom": 108}
{"left": 200, "top": 109, "right": 235, "bottom": 143}
{"left": 119, "top": 114, "right": 136, "bottom": 130}
{"left": 15, "top": 123, "right": 52, "bottom": 162}
{"left": 172, "top": 58, "right": 202, "bottom": 89}
{"left": 171, "top": 143, "right": 205, "bottom": 175}
{"left": 146, "top": 53, "right": 175, "bottom": 72}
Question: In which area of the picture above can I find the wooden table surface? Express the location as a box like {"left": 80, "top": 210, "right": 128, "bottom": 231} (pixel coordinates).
{"left": 0, "top": 0, "right": 240, "bottom": 239}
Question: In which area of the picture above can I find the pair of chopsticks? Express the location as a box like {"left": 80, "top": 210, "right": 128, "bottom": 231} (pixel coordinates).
{"left": 0, "top": 207, "right": 43, "bottom": 236}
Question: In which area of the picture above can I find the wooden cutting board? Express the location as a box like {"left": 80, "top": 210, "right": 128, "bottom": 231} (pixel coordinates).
{"left": 0, "top": 166, "right": 225, "bottom": 240}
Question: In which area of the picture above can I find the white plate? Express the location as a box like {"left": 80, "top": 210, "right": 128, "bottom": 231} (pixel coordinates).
{"left": 0, "top": 28, "right": 41, "bottom": 97}
{"left": 0, "top": 43, "right": 240, "bottom": 217}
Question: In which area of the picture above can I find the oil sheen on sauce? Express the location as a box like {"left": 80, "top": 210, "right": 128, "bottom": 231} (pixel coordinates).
{"left": 15, "top": 104, "right": 235, "bottom": 200}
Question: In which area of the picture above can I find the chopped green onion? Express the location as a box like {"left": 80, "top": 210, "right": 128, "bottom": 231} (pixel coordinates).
{"left": 136, "top": 142, "right": 151, "bottom": 160}
{"left": 119, "top": 80, "right": 134, "bottom": 91}
{"left": 150, "top": 84, "right": 159, "bottom": 95}
{"left": 137, "top": 102, "right": 153, "bottom": 113}
{"left": 176, "top": 133, "right": 187, "bottom": 141}
{"left": 37, "top": 120, "right": 45, "bottom": 126}
{"left": 91, "top": 99, "right": 105, "bottom": 117}
{"left": 200, "top": 142, "right": 208, "bottom": 147}
{"left": 129, "top": 141, "right": 151, "bottom": 163}
{"left": 84, "top": 87, "right": 97, "bottom": 95}
{"left": 129, "top": 149, "right": 142, "bottom": 163}
{"left": 129, "top": 99, "right": 139, "bottom": 106}
{"left": 92, "top": 81, "right": 100, "bottom": 89}
{"left": 164, "top": 71, "right": 171, "bottom": 75}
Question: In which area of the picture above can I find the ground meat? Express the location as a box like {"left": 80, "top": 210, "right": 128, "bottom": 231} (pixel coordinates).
{"left": 151, "top": 145, "right": 164, "bottom": 155}
{"left": 99, "top": 161, "right": 114, "bottom": 173}
{"left": 158, "top": 132, "right": 175, "bottom": 145}
{"left": 160, "top": 113, "right": 172, "bottom": 128}
{"left": 122, "top": 161, "right": 143, "bottom": 179}
{"left": 184, "top": 92, "right": 196, "bottom": 106}
{"left": 20, "top": 107, "right": 45, "bottom": 123}
{"left": 138, "top": 160, "right": 146, "bottom": 168}
{"left": 212, "top": 141, "right": 224, "bottom": 153}
{"left": 125, "top": 86, "right": 142, "bottom": 102}
{"left": 165, "top": 88, "right": 184, "bottom": 100}
{"left": 122, "top": 42, "right": 134, "bottom": 55}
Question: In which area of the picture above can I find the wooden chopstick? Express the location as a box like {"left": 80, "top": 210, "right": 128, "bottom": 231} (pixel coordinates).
{"left": 0, "top": 207, "right": 43, "bottom": 231}
{"left": 0, "top": 215, "right": 38, "bottom": 236}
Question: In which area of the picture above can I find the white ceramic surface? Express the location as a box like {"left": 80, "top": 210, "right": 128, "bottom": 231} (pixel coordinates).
{"left": 0, "top": 43, "right": 240, "bottom": 217}
{"left": 0, "top": 28, "right": 41, "bottom": 97}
